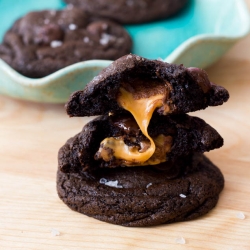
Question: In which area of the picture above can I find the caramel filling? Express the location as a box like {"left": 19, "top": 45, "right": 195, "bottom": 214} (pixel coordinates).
{"left": 139, "top": 134, "right": 172, "bottom": 166}
{"left": 96, "top": 85, "right": 172, "bottom": 166}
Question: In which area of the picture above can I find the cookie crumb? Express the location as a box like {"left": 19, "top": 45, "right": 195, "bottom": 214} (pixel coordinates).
{"left": 146, "top": 183, "right": 152, "bottom": 188}
{"left": 175, "top": 237, "right": 186, "bottom": 244}
{"left": 100, "top": 178, "right": 123, "bottom": 188}
{"left": 69, "top": 24, "right": 77, "bottom": 30}
{"left": 236, "top": 212, "right": 245, "bottom": 220}
{"left": 50, "top": 40, "right": 62, "bottom": 48}
{"left": 51, "top": 228, "right": 60, "bottom": 237}
{"left": 83, "top": 37, "right": 90, "bottom": 43}
{"left": 180, "top": 194, "right": 186, "bottom": 198}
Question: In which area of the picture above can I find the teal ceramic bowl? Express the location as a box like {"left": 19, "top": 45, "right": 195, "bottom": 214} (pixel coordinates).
{"left": 0, "top": 0, "right": 249, "bottom": 103}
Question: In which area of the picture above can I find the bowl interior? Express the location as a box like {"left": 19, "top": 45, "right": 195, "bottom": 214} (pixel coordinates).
{"left": 0, "top": 0, "right": 248, "bottom": 60}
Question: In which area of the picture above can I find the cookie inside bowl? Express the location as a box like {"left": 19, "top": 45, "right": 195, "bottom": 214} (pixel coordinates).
{"left": 0, "top": 8, "right": 132, "bottom": 78}
{"left": 57, "top": 54, "right": 229, "bottom": 226}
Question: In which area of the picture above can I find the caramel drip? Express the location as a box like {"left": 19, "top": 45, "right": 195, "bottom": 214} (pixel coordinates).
{"left": 98, "top": 88, "right": 165, "bottom": 164}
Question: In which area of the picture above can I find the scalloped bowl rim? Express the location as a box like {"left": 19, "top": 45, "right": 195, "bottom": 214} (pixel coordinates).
{"left": 1, "top": 34, "right": 249, "bottom": 88}
{"left": 0, "top": 0, "right": 250, "bottom": 88}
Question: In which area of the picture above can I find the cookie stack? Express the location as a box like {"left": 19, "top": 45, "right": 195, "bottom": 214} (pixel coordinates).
{"left": 57, "top": 54, "right": 229, "bottom": 227}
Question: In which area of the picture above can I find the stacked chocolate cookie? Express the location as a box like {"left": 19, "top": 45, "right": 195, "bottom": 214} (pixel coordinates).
{"left": 57, "top": 54, "right": 229, "bottom": 227}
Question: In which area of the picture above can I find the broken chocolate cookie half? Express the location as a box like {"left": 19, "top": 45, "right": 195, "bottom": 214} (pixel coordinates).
{"left": 57, "top": 54, "right": 229, "bottom": 227}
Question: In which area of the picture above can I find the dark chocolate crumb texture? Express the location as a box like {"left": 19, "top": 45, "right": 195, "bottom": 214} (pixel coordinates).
{"left": 64, "top": 0, "right": 189, "bottom": 24}
{"left": 58, "top": 114, "right": 223, "bottom": 173}
{"left": 0, "top": 8, "right": 132, "bottom": 78}
{"left": 66, "top": 54, "right": 229, "bottom": 117}
{"left": 58, "top": 54, "right": 229, "bottom": 226}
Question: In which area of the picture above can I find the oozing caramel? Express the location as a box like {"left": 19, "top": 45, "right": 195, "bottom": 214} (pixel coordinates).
{"left": 96, "top": 85, "right": 172, "bottom": 166}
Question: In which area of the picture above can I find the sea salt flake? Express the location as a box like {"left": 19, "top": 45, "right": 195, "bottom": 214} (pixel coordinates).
{"left": 69, "top": 24, "right": 77, "bottom": 30}
{"left": 236, "top": 212, "right": 245, "bottom": 220}
{"left": 50, "top": 40, "right": 63, "bottom": 48}
{"left": 100, "top": 33, "right": 114, "bottom": 45}
{"left": 126, "top": 54, "right": 132, "bottom": 59}
{"left": 99, "top": 178, "right": 123, "bottom": 188}
{"left": 146, "top": 183, "right": 152, "bottom": 188}
{"left": 106, "top": 180, "right": 123, "bottom": 188}
{"left": 175, "top": 237, "right": 186, "bottom": 244}
{"left": 136, "top": 56, "right": 141, "bottom": 61}
{"left": 180, "top": 194, "right": 186, "bottom": 198}
{"left": 51, "top": 228, "right": 60, "bottom": 237}
{"left": 100, "top": 178, "right": 107, "bottom": 184}
{"left": 83, "top": 37, "right": 90, "bottom": 43}
{"left": 157, "top": 57, "right": 164, "bottom": 61}
{"left": 100, "top": 34, "right": 110, "bottom": 45}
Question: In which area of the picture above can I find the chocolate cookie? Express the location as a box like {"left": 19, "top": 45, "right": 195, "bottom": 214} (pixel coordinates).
{"left": 57, "top": 54, "right": 228, "bottom": 226}
{"left": 66, "top": 54, "right": 229, "bottom": 117}
{"left": 57, "top": 153, "right": 224, "bottom": 227}
{"left": 64, "top": 0, "right": 189, "bottom": 24}
{"left": 0, "top": 8, "right": 132, "bottom": 78}
{"left": 58, "top": 114, "right": 223, "bottom": 172}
